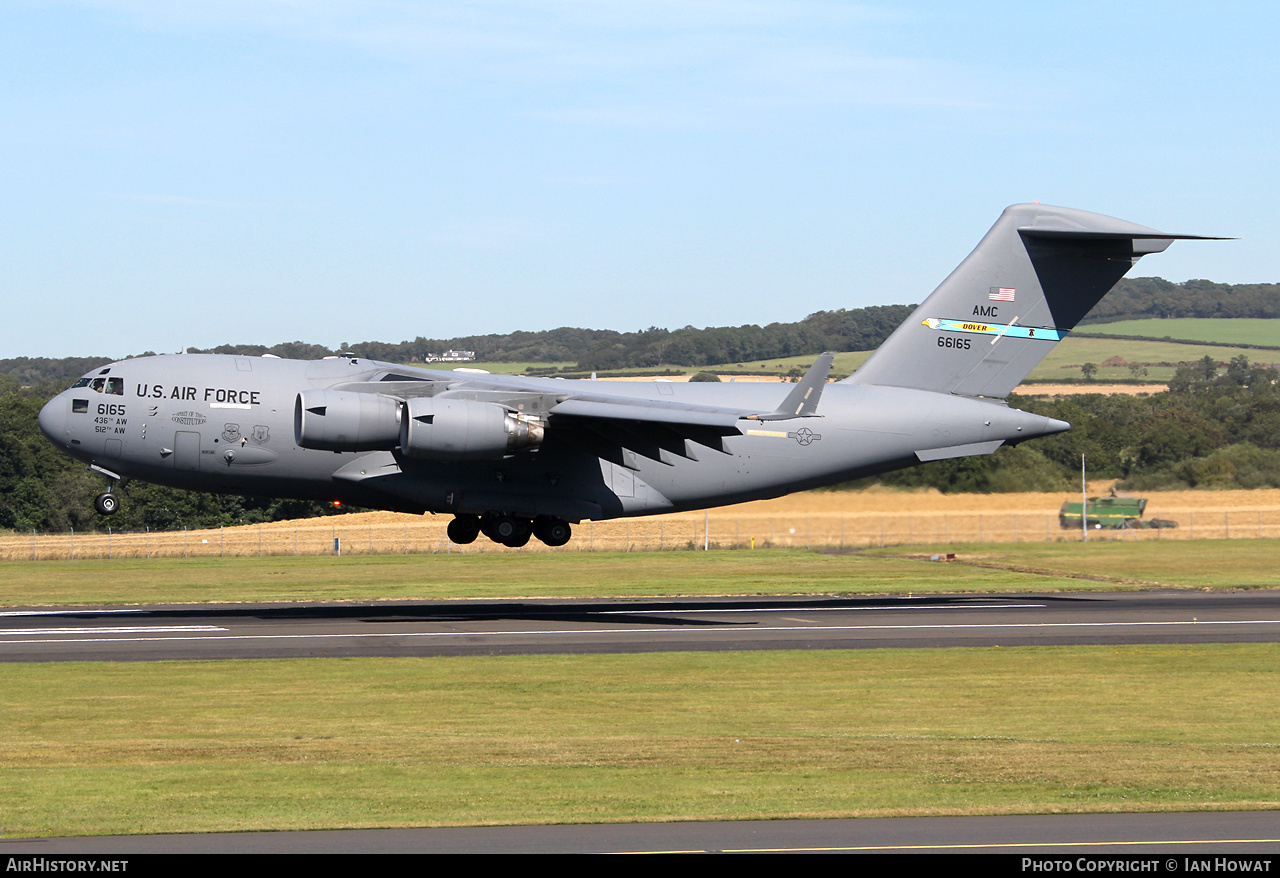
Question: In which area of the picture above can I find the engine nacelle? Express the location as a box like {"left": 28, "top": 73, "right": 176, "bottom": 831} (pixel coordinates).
{"left": 400, "top": 397, "right": 544, "bottom": 460}
{"left": 294, "top": 390, "right": 402, "bottom": 451}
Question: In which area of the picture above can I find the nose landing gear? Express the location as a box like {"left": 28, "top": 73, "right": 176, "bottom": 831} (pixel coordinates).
{"left": 89, "top": 464, "right": 122, "bottom": 516}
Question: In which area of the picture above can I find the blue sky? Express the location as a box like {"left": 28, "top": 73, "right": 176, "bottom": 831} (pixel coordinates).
{"left": 2, "top": 1, "right": 1276, "bottom": 358}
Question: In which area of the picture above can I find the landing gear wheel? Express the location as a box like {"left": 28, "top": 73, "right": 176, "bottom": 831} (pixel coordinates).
{"left": 480, "top": 514, "right": 534, "bottom": 546}
{"left": 94, "top": 493, "right": 119, "bottom": 515}
{"left": 501, "top": 529, "right": 532, "bottom": 548}
{"left": 493, "top": 515, "right": 521, "bottom": 542}
{"left": 446, "top": 515, "right": 481, "bottom": 544}
{"left": 482, "top": 515, "right": 532, "bottom": 547}
{"left": 534, "top": 517, "right": 572, "bottom": 547}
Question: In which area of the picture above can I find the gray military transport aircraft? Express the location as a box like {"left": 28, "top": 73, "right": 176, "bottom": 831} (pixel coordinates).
{"left": 38, "top": 204, "right": 1217, "bottom": 547}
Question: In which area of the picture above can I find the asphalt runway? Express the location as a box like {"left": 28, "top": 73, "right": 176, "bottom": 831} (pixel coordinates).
{"left": 3, "top": 589, "right": 1280, "bottom": 662}
{"left": 6, "top": 811, "right": 1280, "bottom": 854}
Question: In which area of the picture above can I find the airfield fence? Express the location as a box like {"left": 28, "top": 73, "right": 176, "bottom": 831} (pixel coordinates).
{"left": 4, "top": 506, "right": 1280, "bottom": 561}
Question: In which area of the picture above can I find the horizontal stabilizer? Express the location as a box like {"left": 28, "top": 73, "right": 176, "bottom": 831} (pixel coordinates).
{"left": 1018, "top": 228, "right": 1230, "bottom": 241}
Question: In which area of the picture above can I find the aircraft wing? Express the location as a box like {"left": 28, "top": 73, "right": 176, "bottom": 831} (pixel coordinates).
{"left": 345, "top": 352, "right": 836, "bottom": 431}
{"left": 335, "top": 379, "right": 794, "bottom": 429}
{"left": 543, "top": 350, "right": 836, "bottom": 427}
{"left": 543, "top": 353, "right": 833, "bottom": 464}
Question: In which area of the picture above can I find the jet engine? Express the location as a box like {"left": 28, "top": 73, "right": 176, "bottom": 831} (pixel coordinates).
{"left": 400, "top": 397, "right": 544, "bottom": 460}
{"left": 294, "top": 390, "right": 402, "bottom": 451}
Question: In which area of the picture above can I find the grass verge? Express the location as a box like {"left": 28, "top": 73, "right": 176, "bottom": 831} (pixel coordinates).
{"left": 2, "top": 540, "right": 1278, "bottom": 607}
{"left": 4, "top": 645, "right": 1278, "bottom": 837}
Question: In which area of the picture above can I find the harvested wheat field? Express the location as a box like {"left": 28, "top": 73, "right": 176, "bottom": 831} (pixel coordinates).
{"left": 1016, "top": 383, "right": 1167, "bottom": 396}
{"left": 7, "top": 486, "right": 1280, "bottom": 561}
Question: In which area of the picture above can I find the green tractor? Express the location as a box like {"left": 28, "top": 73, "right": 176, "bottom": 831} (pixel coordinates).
{"left": 1059, "top": 496, "right": 1178, "bottom": 530}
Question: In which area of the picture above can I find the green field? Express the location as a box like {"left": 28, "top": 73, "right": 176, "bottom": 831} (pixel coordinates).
{"left": 439, "top": 360, "right": 575, "bottom": 375}
{"left": 4, "top": 541, "right": 1280, "bottom": 607}
{"left": 692, "top": 352, "right": 872, "bottom": 377}
{"left": 5, "top": 645, "right": 1279, "bottom": 836}
{"left": 692, "top": 335, "right": 1267, "bottom": 384}
{"left": 1075, "top": 318, "right": 1280, "bottom": 348}
{"left": 1027, "top": 335, "right": 1271, "bottom": 383}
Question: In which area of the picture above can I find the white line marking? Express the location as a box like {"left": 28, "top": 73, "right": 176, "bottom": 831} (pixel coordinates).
{"left": 723, "top": 837, "right": 1280, "bottom": 853}
{"left": 0, "top": 626, "right": 226, "bottom": 636}
{"left": 0, "top": 609, "right": 146, "bottom": 617}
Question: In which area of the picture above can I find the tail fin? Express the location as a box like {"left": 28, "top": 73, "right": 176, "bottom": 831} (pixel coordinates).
{"left": 844, "top": 204, "right": 1221, "bottom": 397}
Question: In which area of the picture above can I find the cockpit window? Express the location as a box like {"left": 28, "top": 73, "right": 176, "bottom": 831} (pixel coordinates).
{"left": 105, "top": 377, "right": 123, "bottom": 396}
{"left": 90, "top": 378, "right": 105, "bottom": 393}
{"left": 72, "top": 378, "right": 91, "bottom": 388}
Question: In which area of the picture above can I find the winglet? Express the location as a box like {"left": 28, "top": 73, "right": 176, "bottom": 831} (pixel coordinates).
{"left": 750, "top": 352, "right": 834, "bottom": 421}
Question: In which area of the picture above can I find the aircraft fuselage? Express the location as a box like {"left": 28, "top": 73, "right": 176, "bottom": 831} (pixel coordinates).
{"left": 38, "top": 353, "right": 1064, "bottom": 523}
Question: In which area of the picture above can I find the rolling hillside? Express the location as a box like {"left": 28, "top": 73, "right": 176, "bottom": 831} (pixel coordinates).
{"left": 1073, "top": 318, "right": 1280, "bottom": 348}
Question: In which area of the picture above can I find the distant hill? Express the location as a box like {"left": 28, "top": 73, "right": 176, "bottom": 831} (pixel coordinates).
{"left": 1073, "top": 318, "right": 1280, "bottom": 350}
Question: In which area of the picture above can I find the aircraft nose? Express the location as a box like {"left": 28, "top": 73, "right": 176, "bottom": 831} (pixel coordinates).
{"left": 38, "top": 396, "right": 65, "bottom": 444}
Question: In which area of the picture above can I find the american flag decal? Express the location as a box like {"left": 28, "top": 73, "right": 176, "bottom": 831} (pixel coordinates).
{"left": 989, "top": 287, "right": 1016, "bottom": 302}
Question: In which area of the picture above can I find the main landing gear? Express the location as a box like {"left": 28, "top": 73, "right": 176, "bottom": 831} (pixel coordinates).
{"left": 446, "top": 513, "right": 572, "bottom": 548}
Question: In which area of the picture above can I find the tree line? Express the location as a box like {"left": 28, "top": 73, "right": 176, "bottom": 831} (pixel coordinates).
{"left": 1079, "top": 278, "right": 1280, "bottom": 324}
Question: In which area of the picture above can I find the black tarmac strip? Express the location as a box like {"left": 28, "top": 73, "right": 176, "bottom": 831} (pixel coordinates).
{"left": 3, "top": 811, "right": 1279, "bottom": 855}
{"left": 3, "top": 590, "right": 1280, "bottom": 662}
